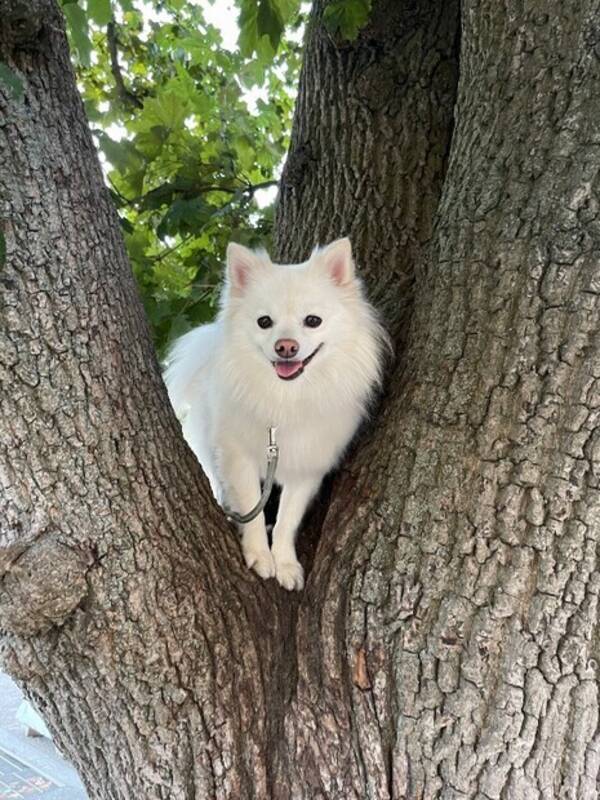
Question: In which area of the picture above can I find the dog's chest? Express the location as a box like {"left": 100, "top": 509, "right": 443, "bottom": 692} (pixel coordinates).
{"left": 231, "top": 406, "right": 360, "bottom": 481}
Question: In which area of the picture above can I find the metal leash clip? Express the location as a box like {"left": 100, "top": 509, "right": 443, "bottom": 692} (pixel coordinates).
{"left": 225, "top": 427, "right": 279, "bottom": 524}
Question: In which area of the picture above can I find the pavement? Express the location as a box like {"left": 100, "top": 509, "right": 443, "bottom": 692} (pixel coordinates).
{"left": 0, "top": 673, "right": 87, "bottom": 799}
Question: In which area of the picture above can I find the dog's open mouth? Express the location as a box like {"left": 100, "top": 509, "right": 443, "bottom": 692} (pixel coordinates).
{"left": 273, "top": 344, "right": 323, "bottom": 381}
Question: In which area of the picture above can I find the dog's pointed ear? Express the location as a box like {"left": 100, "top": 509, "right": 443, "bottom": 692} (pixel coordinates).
{"left": 313, "top": 238, "right": 355, "bottom": 286}
{"left": 226, "top": 243, "right": 267, "bottom": 295}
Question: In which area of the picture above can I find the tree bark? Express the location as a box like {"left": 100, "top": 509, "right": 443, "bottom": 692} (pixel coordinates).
{"left": 2, "top": 2, "right": 600, "bottom": 800}
{"left": 275, "top": 0, "right": 459, "bottom": 339}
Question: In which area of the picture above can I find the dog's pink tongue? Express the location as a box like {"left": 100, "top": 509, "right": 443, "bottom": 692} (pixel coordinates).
{"left": 275, "top": 361, "right": 302, "bottom": 379}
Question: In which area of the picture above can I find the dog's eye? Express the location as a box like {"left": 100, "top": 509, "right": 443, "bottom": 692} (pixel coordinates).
{"left": 257, "top": 316, "right": 273, "bottom": 329}
{"left": 304, "top": 315, "right": 322, "bottom": 328}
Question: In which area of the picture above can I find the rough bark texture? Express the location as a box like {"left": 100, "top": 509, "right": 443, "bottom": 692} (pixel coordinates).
{"left": 274, "top": 0, "right": 459, "bottom": 338}
{"left": 2, "top": 1, "right": 600, "bottom": 800}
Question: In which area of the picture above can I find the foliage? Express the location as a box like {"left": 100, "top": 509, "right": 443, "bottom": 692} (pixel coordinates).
{"left": 238, "top": 0, "right": 300, "bottom": 57}
{"left": 62, "top": 0, "right": 301, "bottom": 356}
{"left": 322, "top": 0, "right": 371, "bottom": 41}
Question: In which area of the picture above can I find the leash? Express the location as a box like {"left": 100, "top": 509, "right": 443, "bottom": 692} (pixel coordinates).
{"left": 225, "top": 427, "right": 279, "bottom": 523}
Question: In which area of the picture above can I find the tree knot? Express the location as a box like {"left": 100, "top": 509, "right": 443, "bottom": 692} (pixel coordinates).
{"left": 280, "top": 143, "right": 315, "bottom": 192}
{"left": 0, "top": 539, "right": 90, "bottom": 636}
{"left": 0, "top": 0, "right": 45, "bottom": 51}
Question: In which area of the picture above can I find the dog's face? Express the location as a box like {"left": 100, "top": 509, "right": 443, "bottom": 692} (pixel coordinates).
{"left": 222, "top": 239, "right": 363, "bottom": 385}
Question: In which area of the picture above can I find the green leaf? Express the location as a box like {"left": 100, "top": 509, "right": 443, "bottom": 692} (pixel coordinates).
{"left": 239, "top": 0, "right": 285, "bottom": 56}
{"left": 322, "top": 0, "right": 372, "bottom": 41}
{"left": 257, "top": 0, "right": 283, "bottom": 52}
{"left": 273, "top": 0, "right": 300, "bottom": 23}
{"left": 88, "top": 0, "right": 113, "bottom": 25}
{"left": 63, "top": 2, "right": 92, "bottom": 66}
{"left": 156, "top": 198, "right": 215, "bottom": 240}
{"left": 97, "top": 132, "right": 144, "bottom": 175}
{"left": 137, "top": 89, "right": 189, "bottom": 131}
{"left": 238, "top": 1, "right": 259, "bottom": 57}
{"left": 0, "top": 63, "right": 24, "bottom": 101}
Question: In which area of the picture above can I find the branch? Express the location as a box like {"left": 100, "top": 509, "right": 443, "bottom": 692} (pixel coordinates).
{"left": 188, "top": 179, "right": 279, "bottom": 197}
{"left": 147, "top": 181, "right": 279, "bottom": 263}
{"left": 106, "top": 20, "right": 143, "bottom": 110}
{"left": 243, "top": 179, "right": 279, "bottom": 197}
{"left": 106, "top": 178, "right": 279, "bottom": 209}
{"left": 149, "top": 232, "right": 194, "bottom": 263}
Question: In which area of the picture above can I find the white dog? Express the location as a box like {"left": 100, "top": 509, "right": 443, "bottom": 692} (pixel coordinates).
{"left": 164, "top": 238, "right": 387, "bottom": 590}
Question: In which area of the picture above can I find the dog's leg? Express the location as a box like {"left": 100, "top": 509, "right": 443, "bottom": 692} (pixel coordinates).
{"left": 271, "top": 477, "right": 321, "bottom": 591}
{"left": 222, "top": 450, "right": 275, "bottom": 580}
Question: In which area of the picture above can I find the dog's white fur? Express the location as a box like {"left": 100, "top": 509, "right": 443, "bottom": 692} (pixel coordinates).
{"left": 164, "top": 238, "right": 387, "bottom": 590}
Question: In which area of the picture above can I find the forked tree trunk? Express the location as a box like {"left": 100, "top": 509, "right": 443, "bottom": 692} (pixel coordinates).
{"left": 1, "top": 1, "right": 599, "bottom": 800}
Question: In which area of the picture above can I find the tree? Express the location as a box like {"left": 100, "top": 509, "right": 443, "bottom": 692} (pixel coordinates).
{"left": 1, "top": 1, "right": 599, "bottom": 799}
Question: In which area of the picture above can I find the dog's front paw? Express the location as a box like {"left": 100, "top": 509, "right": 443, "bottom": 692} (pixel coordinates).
{"left": 274, "top": 556, "right": 304, "bottom": 591}
{"left": 243, "top": 545, "right": 276, "bottom": 580}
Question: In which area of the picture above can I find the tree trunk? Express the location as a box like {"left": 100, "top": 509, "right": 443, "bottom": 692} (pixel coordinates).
{"left": 2, "top": 2, "right": 600, "bottom": 800}
{"left": 275, "top": 0, "right": 459, "bottom": 339}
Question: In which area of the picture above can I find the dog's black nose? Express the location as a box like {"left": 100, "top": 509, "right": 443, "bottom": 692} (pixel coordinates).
{"left": 275, "top": 338, "right": 299, "bottom": 359}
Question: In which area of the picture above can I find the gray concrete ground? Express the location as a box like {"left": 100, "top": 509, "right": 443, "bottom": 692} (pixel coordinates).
{"left": 0, "top": 673, "right": 87, "bottom": 799}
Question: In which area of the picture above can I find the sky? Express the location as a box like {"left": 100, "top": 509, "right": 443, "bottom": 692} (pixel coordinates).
{"left": 203, "top": 0, "right": 239, "bottom": 50}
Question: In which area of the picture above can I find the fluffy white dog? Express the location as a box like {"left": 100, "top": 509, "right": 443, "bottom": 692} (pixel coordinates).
{"left": 164, "top": 238, "right": 387, "bottom": 590}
